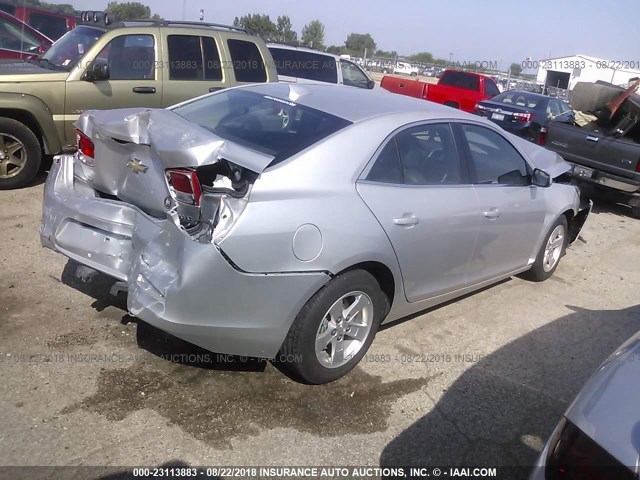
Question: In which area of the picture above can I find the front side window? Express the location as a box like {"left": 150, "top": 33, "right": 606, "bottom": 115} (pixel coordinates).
{"left": 461, "top": 124, "right": 529, "bottom": 185}
{"left": 94, "top": 34, "right": 155, "bottom": 80}
{"left": 340, "top": 60, "right": 370, "bottom": 88}
{"left": 167, "top": 35, "right": 222, "bottom": 81}
{"left": 227, "top": 39, "right": 267, "bottom": 82}
{"left": 172, "top": 89, "right": 352, "bottom": 164}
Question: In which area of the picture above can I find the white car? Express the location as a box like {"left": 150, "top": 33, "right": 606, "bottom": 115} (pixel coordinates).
{"left": 267, "top": 44, "right": 374, "bottom": 89}
{"left": 393, "top": 62, "right": 419, "bottom": 76}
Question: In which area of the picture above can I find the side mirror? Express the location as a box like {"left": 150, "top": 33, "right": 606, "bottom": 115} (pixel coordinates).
{"left": 367, "top": 79, "right": 375, "bottom": 90}
{"left": 531, "top": 168, "right": 551, "bottom": 187}
{"left": 84, "top": 62, "right": 109, "bottom": 82}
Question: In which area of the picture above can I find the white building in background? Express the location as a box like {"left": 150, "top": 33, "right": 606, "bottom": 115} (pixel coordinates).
{"left": 535, "top": 54, "right": 640, "bottom": 91}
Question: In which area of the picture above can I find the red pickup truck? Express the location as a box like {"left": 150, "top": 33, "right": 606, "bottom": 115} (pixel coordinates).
{"left": 381, "top": 69, "right": 500, "bottom": 113}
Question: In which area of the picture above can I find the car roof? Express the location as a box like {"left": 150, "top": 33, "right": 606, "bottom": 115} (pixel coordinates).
{"left": 235, "top": 82, "right": 483, "bottom": 123}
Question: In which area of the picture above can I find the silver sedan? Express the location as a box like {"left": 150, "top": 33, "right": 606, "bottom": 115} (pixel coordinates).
{"left": 41, "top": 83, "right": 590, "bottom": 384}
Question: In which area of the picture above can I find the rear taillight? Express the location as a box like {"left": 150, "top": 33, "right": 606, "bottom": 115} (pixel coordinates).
{"left": 636, "top": 160, "right": 640, "bottom": 172}
{"left": 513, "top": 112, "right": 533, "bottom": 122}
{"left": 538, "top": 127, "right": 548, "bottom": 145}
{"left": 166, "top": 169, "right": 202, "bottom": 206}
{"left": 474, "top": 104, "right": 486, "bottom": 115}
{"left": 545, "top": 418, "right": 634, "bottom": 480}
{"left": 75, "top": 129, "right": 94, "bottom": 166}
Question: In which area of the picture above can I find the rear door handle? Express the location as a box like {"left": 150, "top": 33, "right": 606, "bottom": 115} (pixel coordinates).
{"left": 393, "top": 214, "right": 419, "bottom": 226}
{"left": 132, "top": 86, "right": 156, "bottom": 94}
{"left": 209, "top": 86, "right": 224, "bottom": 92}
{"left": 484, "top": 208, "right": 500, "bottom": 219}
{"left": 586, "top": 135, "right": 599, "bottom": 142}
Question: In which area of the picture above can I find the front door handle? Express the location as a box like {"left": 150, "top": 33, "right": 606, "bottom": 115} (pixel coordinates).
{"left": 586, "top": 135, "right": 599, "bottom": 142}
{"left": 132, "top": 86, "right": 156, "bottom": 94}
{"left": 484, "top": 208, "right": 500, "bottom": 219}
{"left": 393, "top": 214, "right": 419, "bottom": 226}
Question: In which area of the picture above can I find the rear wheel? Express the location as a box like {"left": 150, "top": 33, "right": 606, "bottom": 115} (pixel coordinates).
{"left": 524, "top": 216, "right": 568, "bottom": 281}
{"left": 443, "top": 101, "right": 459, "bottom": 109}
{"left": 277, "top": 270, "right": 387, "bottom": 384}
{"left": 0, "top": 118, "right": 42, "bottom": 190}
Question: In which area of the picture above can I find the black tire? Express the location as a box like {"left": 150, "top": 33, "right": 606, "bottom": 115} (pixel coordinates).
{"left": 443, "top": 101, "right": 460, "bottom": 109}
{"left": 0, "top": 118, "right": 42, "bottom": 190}
{"left": 277, "top": 270, "right": 388, "bottom": 384}
{"left": 631, "top": 204, "right": 640, "bottom": 219}
{"left": 523, "top": 216, "right": 568, "bottom": 282}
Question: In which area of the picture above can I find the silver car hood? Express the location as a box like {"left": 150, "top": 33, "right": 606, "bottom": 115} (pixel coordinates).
{"left": 76, "top": 107, "right": 275, "bottom": 173}
{"left": 507, "top": 133, "right": 571, "bottom": 178}
{"left": 565, "top": 329, "right": 640, "bottom": 467}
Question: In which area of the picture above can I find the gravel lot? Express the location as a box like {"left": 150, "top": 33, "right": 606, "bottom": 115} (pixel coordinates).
{"left": 1, "top": 174, "right": 639, "bottom": 477}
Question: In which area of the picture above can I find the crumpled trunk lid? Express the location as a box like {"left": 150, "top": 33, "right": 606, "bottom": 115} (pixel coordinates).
{"left": 75, "top": 108, "right": 274, "bottom": 218}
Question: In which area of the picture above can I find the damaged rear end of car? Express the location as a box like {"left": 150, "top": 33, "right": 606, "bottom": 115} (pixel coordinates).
{"left": 40, "top": 102, "right": 332, "bottom": 359}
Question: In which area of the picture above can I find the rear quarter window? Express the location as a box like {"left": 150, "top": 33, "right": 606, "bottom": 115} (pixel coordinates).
{"left": 227, "top": 39, "right": 267, "bottom": 83}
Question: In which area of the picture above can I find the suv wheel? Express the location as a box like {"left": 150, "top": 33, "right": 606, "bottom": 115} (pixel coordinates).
{"left": 0, "top": 118, "right": 42, "bottom": 190}
{"left": 277, "top": 270, "right": 387, "bottom": 384}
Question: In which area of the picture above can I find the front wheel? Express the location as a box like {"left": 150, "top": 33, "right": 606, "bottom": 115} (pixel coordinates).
{"left": 277, "top": 270, "right": 388, "bottom": 384}
{"left": 523, "top": 216, "right": 568, "bottom": 281}
{"left": 0, "top": 118, "right": 42, "bottom": 190}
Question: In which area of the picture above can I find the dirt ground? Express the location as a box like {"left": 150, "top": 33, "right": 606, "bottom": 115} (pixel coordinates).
{"left": 1, "top": 174, "right": 639, "bottom": 478}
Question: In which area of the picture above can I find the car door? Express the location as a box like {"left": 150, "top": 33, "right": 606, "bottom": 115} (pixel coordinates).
{"left": 456, "top": 123, "right": 546, "bottom": 282}
{"left": 64, "top": 30, "right": 162, "bottom": 144}
{"left": 356, "top": 123, "right": 479, "bottom": 303}
{"left": 160, "top": 32, "right": 226, "bottom": 106}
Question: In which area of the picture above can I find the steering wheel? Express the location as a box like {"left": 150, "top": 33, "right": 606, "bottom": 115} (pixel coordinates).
{"left": 278, "top": 108, "right": 290, "bottom": 128}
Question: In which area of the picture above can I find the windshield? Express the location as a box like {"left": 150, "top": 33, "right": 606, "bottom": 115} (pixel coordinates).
{"left": 39, "top": 26, "right": 104, "bottom": 70}
{"left": 0, "top": 16, "right": 42, "bottom": 53}
{"left": 172, "top": 89, "right": 352, "bottom": 164}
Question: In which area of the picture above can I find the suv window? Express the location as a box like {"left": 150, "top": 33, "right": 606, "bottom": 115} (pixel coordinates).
{"left": 439, "top": 71, "right": 480, "bottom": 91}
{"left": 268, "top": 47, "right": 338, "bottom": 84}
{"left": 41, "top": 26, "right": 103, "bottom": 70}
{"left": 461, "top": 124, "right": 529, "bottom": 185}
{"left": 167, "top": 35, "right": 222, "bottom": 81}
{"left": 29, "top": 13, "right": 67, "bottom": 40}
{"left": 227, "top": 39, "right": 267, "bottom": 82}
{"left": 94, "top": 34, "right": 155, "bottom": 80}
{"left": 0, "top": 16, "right": 41, "bottom": 53}
{"left": 0, "top": 4, "right": 15, "bottom": 15}
{"left": 340, "top": 60, "right": 369, "bottom": 88}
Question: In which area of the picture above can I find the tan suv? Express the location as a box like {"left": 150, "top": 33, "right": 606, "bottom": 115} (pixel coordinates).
{"left": 0, "top": 11, "right": 278, "bottom": 189}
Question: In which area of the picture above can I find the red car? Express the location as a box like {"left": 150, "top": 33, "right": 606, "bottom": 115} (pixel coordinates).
{"left": 0, "top": 10, "right": 51, "bottom": 60}
{"left": 381, "top": 69, "right": 500, "bottom": 113}
{"left": 0, "top": 2, "right": 77, "bottom": 40}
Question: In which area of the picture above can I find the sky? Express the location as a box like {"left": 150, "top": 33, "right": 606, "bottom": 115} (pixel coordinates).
{"left": 66, "top": 0, "right": 636, "bottom": 72}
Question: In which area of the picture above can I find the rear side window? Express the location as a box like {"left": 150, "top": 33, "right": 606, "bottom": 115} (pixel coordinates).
{"left": 167, "top": 35, "right": 222, "bottom": 81}
{"left": 227, "top": 39, "right": 267, "bottom": 83}
{"left": 172, "top": 89, "right": 351, "bottom": 164}
{"left": 439, "top": 71, "right": 480, "bottom": 91}
{"left": 29, "top": 13, "right": 67, "bottom": 40}
{"left": 367, "top": 139, "right": 402, "bottom": 184}
{"left": 461, "top": 124, "right": 529, "bottom": 185}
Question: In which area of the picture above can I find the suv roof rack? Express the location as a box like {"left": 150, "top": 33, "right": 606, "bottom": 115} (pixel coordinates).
{"left": 79, "top": 11, "right": 248, "bottom": 33}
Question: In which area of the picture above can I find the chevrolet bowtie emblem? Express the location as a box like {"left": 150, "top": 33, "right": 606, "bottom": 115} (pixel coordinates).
{"left": 127, "top": 158, "right": 148, "bottom": 174}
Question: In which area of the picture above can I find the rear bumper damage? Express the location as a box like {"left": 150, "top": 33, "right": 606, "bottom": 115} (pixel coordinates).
{"left": 41, "top": 154, "right": 330, "bottom": 359}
